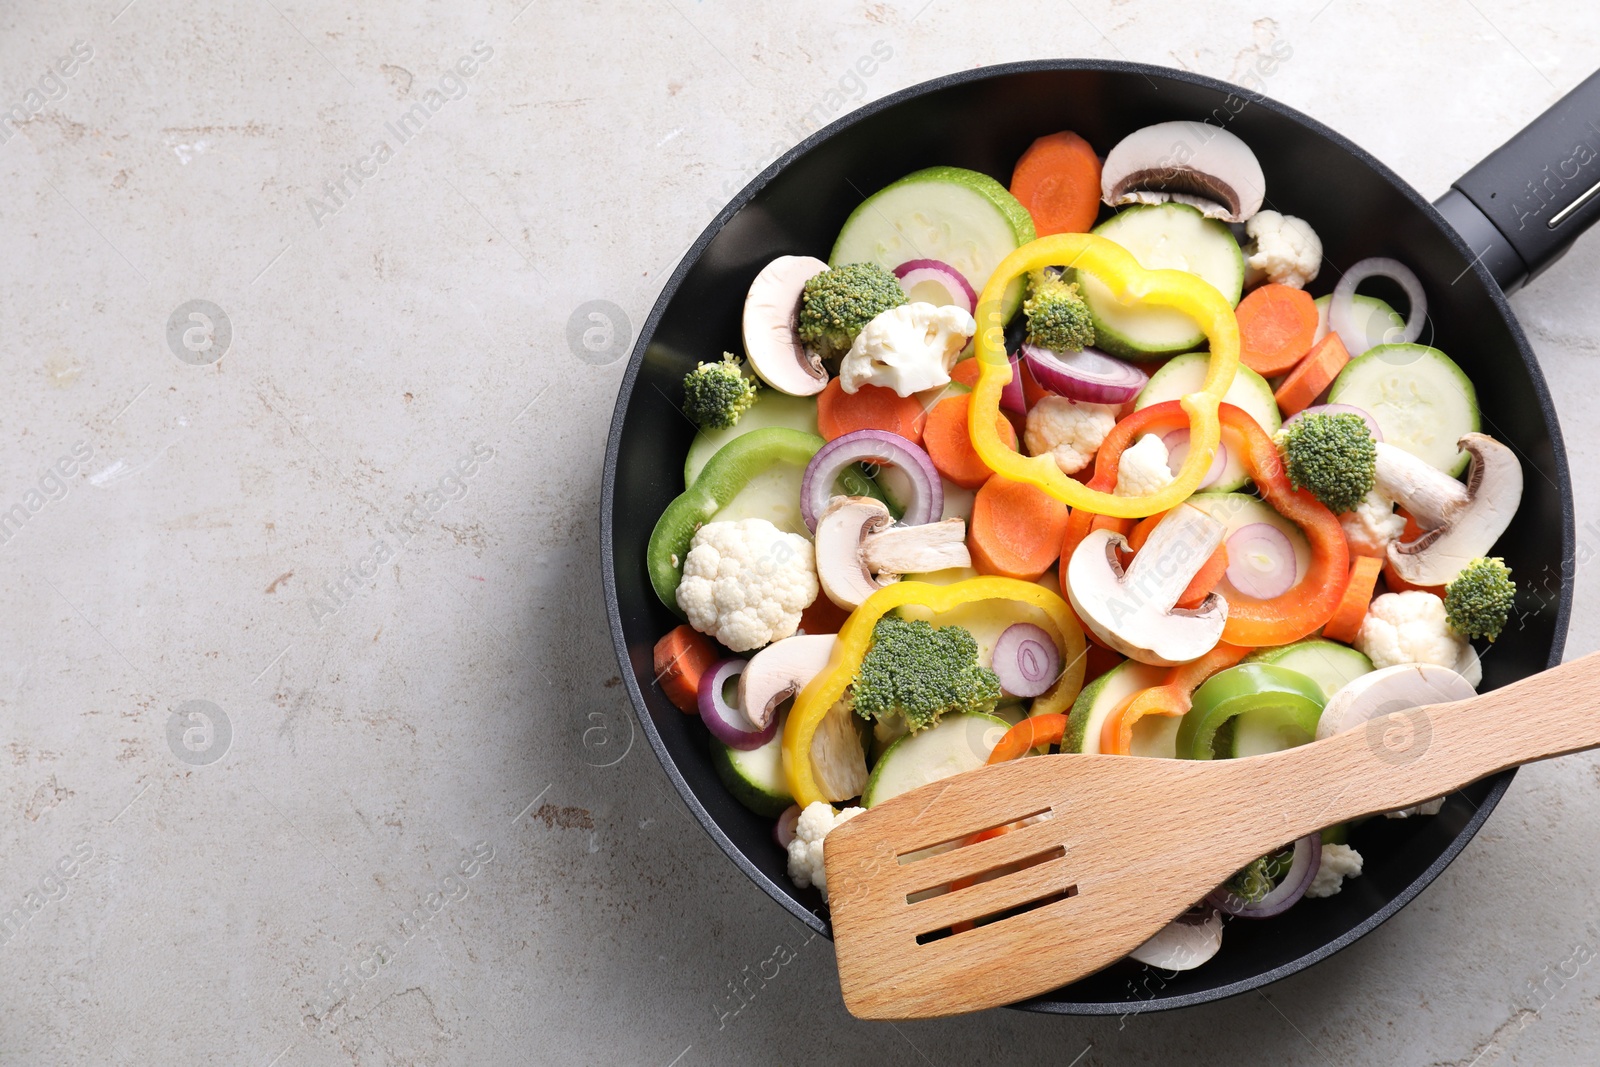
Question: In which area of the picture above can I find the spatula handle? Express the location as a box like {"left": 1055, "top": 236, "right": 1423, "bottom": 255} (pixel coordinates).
{"left": 1272, "top": 651, "right": 1600, "bottom": 835}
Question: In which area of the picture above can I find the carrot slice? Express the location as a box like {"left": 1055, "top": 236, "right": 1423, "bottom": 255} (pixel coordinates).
{"left": 1082, "top": 643, "right": 1124, "bottom": 688}
{"left": 949, "top": 357, "right": 981, "bottom": 389}
{"left": 651, "top": 625, "right": 719, "bottom": 714}
{"left": 1236, "top": 283, "right": 1319, "bottom": 375}
{"left": 968, "top": 476, "right": 1071, "bottom": 580}
{"left": 1323, "top": 555, "right": 1383, "bottom": 643}
{"left": 923, "top": 394, "right": 1017, "bottom": 489}
{"left": 816, "top": 378, "right": 926, "bottom": 444}
{"left": 1274, "top": 333, "right": 1350, "bottom": 416}
{"left": 1009, "top": 131, "right": 1103, "bottom": 236}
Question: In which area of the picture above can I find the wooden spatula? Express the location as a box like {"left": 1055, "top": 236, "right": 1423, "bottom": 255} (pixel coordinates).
{"left": 824, "top": 651, "right": 1600, "bottom": 1020}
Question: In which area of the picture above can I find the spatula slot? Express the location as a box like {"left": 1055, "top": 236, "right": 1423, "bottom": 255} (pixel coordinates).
{"left": 894, "top": 807, "right": 1055, "bottom": 865}
{"left": 914, "top": 882, "right": 1079, "bottom": 945}
{"left": 904, "top": 843, "right": 1066, "bottom": 903}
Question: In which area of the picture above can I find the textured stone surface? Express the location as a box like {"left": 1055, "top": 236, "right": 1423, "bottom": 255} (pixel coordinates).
{"left": 1, "top": 1, "right": 1599, "bottom": 1064}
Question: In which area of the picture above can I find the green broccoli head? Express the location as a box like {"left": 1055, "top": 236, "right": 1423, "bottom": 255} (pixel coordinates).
{"left": 1445, "top": 557, "right": 1516, "bottom": 641}
{"left": 1023, "top": 268, "right": 1096, "bottom": 353}
{"left": 795, "top": 262, "right": 907, "bottom": 361}
{"left": 1223, "top": 847, "right": 1295, "bottom": 906}
{"left": 849, "top": 615, "right": 1002, "bottom": 733}
{"left": 1280, "top": 412, "right": 1377, "bottom": 515}
{"left": 681, "top": 352, "right": 758, "bottom": 430}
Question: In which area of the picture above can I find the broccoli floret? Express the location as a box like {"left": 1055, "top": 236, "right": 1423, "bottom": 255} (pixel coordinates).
{"left": 1023, "top": 268, "right": 1096, "bottom": 353}
{"left": 849, "top": 615, "right": 1002, "bottom": 733}
{"left": 1280, "top": 412, "right": 1376, "bottom": 514}
{"left": 1224, "top": 849, "right": 1294, "bottom": 905}
{"left": 681, "top": 352, "right": 758, "bottom": 430}
{"left": 1445, "top": 557, "right": 1516, "bottom": 641}
{"left": 796, "top": 262, "right": 907, "bottom": 361}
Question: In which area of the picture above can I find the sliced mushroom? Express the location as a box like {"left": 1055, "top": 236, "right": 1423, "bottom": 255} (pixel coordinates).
{"left": 1315, "top": 663, "right": 1477, "bottom": 818}
{"left": 811, "top": 698, "right": 869, "bottom": 803}
{"left": 813, "top": 496, "right": 971, "bottom": 611}
{"left": 737, "top": 633, "right": 837, "bottom": 731}
{"left": 742, "top": 255, "right": 830, "bottom": 396}
{"left": 1128, "top": 908, "right": 1225, "bottom": 971}
{"left": 1376, "top": 434, "right": 1523, "bottom": 587}
{"left": 1101, "top": 121, "right": 1266, "bottom": 223}
{"left": 1066, "top": 503, "right": 1228, "bottom": 666}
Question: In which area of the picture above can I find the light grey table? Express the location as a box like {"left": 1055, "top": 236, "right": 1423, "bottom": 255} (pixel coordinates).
{"left": 3, "top": 1, "right": 1598, "bottom": 1063}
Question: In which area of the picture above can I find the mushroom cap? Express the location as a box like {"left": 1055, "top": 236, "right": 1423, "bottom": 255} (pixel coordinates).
{"left": 742, "top": 255, "right": 830, "bottom": 396}
{"left": 814, "top": 496, "right": 896, "bottom": 611}
{"left": 1065, "top": 504, "right": 1228, "bottom": 666}
{"left": 736, "top": 633, "right": 837, "bottom": 730}
{"left": 1315, "top": 663, "right": 1477, "bottom": 742}
{"left": 1386, "top": 433, "right": 1523, "bottom": 587}
{"left": 1101, "top": 121, "right": 1266, "bottom": 223}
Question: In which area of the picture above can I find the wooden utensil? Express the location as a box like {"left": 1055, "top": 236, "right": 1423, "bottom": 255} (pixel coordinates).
{"left": 824, "top": 651, "right": 1600, "bottom": 1019}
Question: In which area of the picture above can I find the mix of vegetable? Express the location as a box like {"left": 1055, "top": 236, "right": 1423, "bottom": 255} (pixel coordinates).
{"left": 646, "top": 118, "right": 1525, "bottom": 975}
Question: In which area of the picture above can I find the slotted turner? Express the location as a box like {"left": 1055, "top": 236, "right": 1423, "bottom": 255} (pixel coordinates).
{"left": 824, "top": 651, "right": 1600, "bottom": 1019}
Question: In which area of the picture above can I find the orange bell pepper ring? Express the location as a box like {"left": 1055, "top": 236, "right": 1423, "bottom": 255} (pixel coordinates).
{"left": 1100, "top": 643, "right": 1250, "bottom": 755}
{"left": 970, "top": 233, "right": 1240, "bottom": 518}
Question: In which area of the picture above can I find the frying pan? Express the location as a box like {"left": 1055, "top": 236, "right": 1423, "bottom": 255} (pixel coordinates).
{"left": 601, "top": 60, "right": 1586, "bottom": 1013}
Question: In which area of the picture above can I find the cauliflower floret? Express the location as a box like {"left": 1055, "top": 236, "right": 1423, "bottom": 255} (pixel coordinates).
{"left": 838, "top": 303, "right": 976, "bottom": 397}
{"left": 1355, "top": 591, "right": 1482, "bottom": 687}
{"left": 675, "top": 519, "right": 818, "bottom": 652}
{"left": 1245, "top": 210, "right": 1323, "bottom": 289}
{"left": 1305, "top": 843, "right": 1363, "bottom": 898}
{"left": 1023, "top": 396, "right": 1118, "bottom": 475}
{"left": 1115, "top": 434, "right": 1176, "bottom": 497}
{"left": 1341, "top": 490, "right": 1407, "bottom": 557}
{"left": 786, "top": 801, "right": 866, "bottom": 901}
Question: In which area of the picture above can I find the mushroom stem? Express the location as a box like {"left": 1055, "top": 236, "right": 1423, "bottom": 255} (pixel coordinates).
{"left": 1373, "top": 442, "right": 1469, "bottom": 530}
{"left": 861, "top": 519, "right": 971, "bottom": 577}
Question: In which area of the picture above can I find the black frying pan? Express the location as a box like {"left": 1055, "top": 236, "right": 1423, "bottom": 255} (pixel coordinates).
{"left": 601, "top": 60, "right": 1585, "bottom": 1014}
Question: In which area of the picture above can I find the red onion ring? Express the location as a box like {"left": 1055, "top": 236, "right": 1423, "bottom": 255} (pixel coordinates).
{"left": 1208, "top": 834, "right": 1321, "bottom": 918}
{"left": 1021, "top": 343, "right": 1148, "bottom": 405}
{"left": 1329, "top": 257, "right": 1426, "bottom": 358}
{"left": 800, "top": 429, "right": 941, "bottom": 532}
{"left": 774, "top": 804, "right": 801, "bottom": 848}
{"left": 1000, "top": 353, "right": 1027, "bottom": 415}
{"left": 1226, "top": 522, "right": 1298, "bottom": 599}
{"left": 1162, "top": 429, "right": 1227, "bottom": 489}
{"left": 991, "top": 623, "right": 1061, "bottom": 698}
{"left": 1282, "top": 403, "right": 1382, "bottom": 442}
{"left": 698, "top": 658, "right": 775, "bottom": 750}
{"left": 894, "top": 258, "right": 977, "bottom": 315}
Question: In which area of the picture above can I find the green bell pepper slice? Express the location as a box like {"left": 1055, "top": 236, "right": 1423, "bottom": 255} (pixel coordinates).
{"left": 646, "top": 426, "right": 825, "bottom": 612}
{"left": 1176, "top": 663, "right": 1327, "bottom": 760}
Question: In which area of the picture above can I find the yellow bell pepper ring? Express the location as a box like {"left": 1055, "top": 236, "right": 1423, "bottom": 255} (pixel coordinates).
{"left": 969, "top": 233, "right": 1240, "bottom": 519}
{"left": 781, "top": 577, "right": 1087, "bottom": 810}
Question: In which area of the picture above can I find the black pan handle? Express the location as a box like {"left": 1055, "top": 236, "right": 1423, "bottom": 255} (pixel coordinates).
{"left": 1435, "top": 68, "right": 1600, "bottom": 293}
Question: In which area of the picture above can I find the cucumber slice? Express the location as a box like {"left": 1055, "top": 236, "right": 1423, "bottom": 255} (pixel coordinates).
{"left": 1185, "top": 492, "right": 1312, "bottom": 602}
{"left": 1134, "top": 352, "right": 1281, "bottom": 491}
{"left": 1313, "top": 293, "right": 1406, "bottom": 356}
{"left": 1246, "top": 639, "right": 1373, "bottom": 701}
{"left": 710, "top": 728, "right": 793, "bottom": 817}
{"left": 685, "top": 392, "right": 819, "bottom": 487}
{"left": 1229, "top": 702, "right": 1317, "bottom": 757}
{"left": 1327, "top": 344, "right": 1480, "bottom": 476}
{"left": 1077, "top": 204, "right": 1245, "bottom": 361}
{"left": 1064, "top": 659, "right": 1166, "bottom": 754}
{"left": 861, "top": 712, "right": 1012, "bottom": 807}
{"left": 830, "top": 166, "right": 1036, "bottom": 319}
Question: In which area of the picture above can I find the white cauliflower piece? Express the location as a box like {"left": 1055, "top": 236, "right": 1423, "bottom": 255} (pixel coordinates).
{"left": 1355, "top": 591, "right": 1482, "bottom": 687}
{"left": 1305, "top": 843, "right": 1363, "bottom": 898}
{"left": 1341, "top": 490, "right": 1407, "bottom": 558}
{"left": 675, "top": 519, "right": 818, "bottom": 652}
{"left": 1023, "top": 396, "right": 1118, "bottom": 475}
{"left": 839, "top": 303, "right": 976, "bottom": 397}
{"left": 1115, "top": 434, "right": 1176, "bottom": 497}
{"left": 1245, "top": 210, "right": 1323, "bottom": 289}
{"left": 786, "top": 801, "right": 866, "bottom": 901}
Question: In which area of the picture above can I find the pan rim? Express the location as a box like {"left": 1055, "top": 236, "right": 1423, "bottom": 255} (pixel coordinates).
{"left": 599, "top": 56, "right": 1575, "bottom": 1014}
